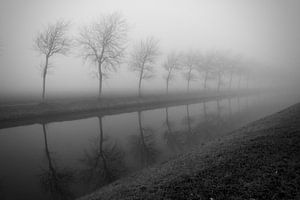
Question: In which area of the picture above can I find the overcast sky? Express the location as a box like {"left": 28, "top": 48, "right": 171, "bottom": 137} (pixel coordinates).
{"left": 0, "top": 0, "right": 300, "bottom": 98}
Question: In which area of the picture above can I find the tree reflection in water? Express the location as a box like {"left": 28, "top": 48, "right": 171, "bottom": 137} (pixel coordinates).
{"left": 80, "top": 116, "right": 125, "bottom": 190}
{"left": 163, "top": 107, "right": 182, "bottom": 154}
{"left": 39, "top": 124, "right": 74, "bottom": 200}
{"left": 183, "top": 104, "right": 199, "bottom": 146}
{"left": 129, "top": 111, "right": 159, "bottom": 169}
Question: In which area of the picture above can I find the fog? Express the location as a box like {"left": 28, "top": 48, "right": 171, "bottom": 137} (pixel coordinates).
{"left": 0, "top": 0, "right": 300, "bottom": 100}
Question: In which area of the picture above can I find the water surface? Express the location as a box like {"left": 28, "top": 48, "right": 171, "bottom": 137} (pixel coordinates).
{"left": 0, "top": 93, "right": 298, "bottom": 200}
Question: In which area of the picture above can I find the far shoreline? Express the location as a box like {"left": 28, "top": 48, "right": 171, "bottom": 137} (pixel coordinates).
{"left": 0, "top": 90, "right": 255, "bottom": 129}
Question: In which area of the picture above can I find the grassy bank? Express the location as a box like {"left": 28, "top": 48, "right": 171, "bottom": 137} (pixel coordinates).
{"left": 78, "top": 102, "right": 300, "bottom": 200}
{"left": 0, "top": 91, "right": 247, "bottom": 129}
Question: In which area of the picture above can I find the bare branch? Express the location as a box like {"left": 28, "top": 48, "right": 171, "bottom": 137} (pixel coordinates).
{"left": 34, "top": 20, "right": 71, "bottom": 58}
{"left": 77, "top": 13, "right": 128, "bottom": 70}
{"left": 129, "top": 37, "right": 160, "bottom": 77}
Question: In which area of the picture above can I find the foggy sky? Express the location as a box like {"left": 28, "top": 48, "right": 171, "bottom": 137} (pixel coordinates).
{"left": 0, "top": 0, "right": 300, "bottom": 98}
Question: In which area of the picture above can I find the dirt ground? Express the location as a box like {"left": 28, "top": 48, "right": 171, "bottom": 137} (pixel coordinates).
{"left": 78, "top": 102, "right": 300, "bottom": 200}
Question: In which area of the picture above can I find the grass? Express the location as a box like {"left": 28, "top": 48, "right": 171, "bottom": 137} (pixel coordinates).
{"left": 0, "top": 90, "right": 250, "bottom": 129}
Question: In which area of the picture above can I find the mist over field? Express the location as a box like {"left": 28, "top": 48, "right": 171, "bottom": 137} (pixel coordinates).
{"left": 0, "top": 0, "right": 299, "bottom": 102}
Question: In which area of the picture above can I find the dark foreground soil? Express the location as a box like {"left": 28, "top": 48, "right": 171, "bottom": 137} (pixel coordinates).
{"left": 78, "top": 103, "right": 300, "bottom": 200}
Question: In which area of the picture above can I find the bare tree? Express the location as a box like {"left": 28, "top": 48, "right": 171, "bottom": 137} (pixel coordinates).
{"left": 78, "top": 13, "right": 128, "bottom": 98}
{"left": 209, "top": 51, "right": 229, "bottom": 92}
{"left": 236, "top": 64, "right": 246, "bottom": 89}
{"left": 34, "top": 20, "right": 71, "bottom": 100}
{"left": 129, "top": 37, "right": 160, "bottom": 97}
{"left": 182, "top": 51, "right": 199, "bottom": 93}
{"left": 195, "top": 52, "right": 213, "bottom": 90}
{"left": 162, "top": 52, "right": 181, "bottom": 94}
{"left": 221, "top": 54, "right": 242, "bottom": 90}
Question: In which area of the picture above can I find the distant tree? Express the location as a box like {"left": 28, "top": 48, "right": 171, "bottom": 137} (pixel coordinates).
{"left": 236, "top": 64, "right": 245, "bottom": 89}
{"left": 243, "top": 63, "right": 252, "bottom": 90}
{"left": 34, "top": 20, "right": 71, "bottom": 100}
{"left": 195, "top": 52, "right": 213, "bottom": 90}
{"left": 162, "top": 52, "right": 181, "bottom": 94}
{"left": 209, "top": 51, "right": 229, "bottom": 92}
{"left": 227, "top": 55, "right": 241, "bottom": 90}
{"left": 202, "top": 55, "right": 216, "bottom": 90}
{"left": 182, "top": 51, "right": 199, "bottom": 93}
{"left": 78, "top": 13, "right": 128, "bottom": 98}
{"left": 129, "top": 37, "right": 160, "bottom": 97}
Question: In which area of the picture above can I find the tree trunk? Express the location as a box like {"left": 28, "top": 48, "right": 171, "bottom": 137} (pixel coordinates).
{"left": 217, "top": 73, "right": 221, "bottom": 92}
{"left": 238, "top": 74, "right": 242, "bottom": 89}
{"left": 203, "top": 71, "right": 208, "bottom": 89}
{"left": 42, "top": 56, "right": 49, "bottom": 101}
{"left": 187, "top": 79, "right": 190, "bottom": 93}
{"left": 98, "top": 117, "right": 104, "bottom": 153}
{"left": 229, "top": 72, "right": 233, "bottom": 90}
{"left": 138, "top": 68, "right": 144, "bottom": 97}
{"left": 166, "top": 79, "right": 169, "bottom": 95}
{"left": 246, "top": 75, "right": 249, "bottom": 90}
{"left": 187, "top": 68, "right": 192, "bottom": 93}
{"left": 98, "top": 62, "right": 103, "bottom": 99}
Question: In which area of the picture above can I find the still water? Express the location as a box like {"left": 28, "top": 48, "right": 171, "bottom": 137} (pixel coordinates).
{"left": 0, "top": 93, "right": 299, "bottom": 200}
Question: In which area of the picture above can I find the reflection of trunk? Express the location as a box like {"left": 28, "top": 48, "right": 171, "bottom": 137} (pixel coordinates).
{"left": 237, "top": 96, "right": 241, "bottom": 113}
{"left": 186, "top": 104, "right": 192, "bottom": 134}
{"left": 138, "top": 111, "right": 149, "bottom": 167}
{"left": 216, "top": 99, "right": 221, "bottom": 118}
{"left": 203, "top": 102, "right": 207, "bottom": 119}
{"left": 42, "top": 124, "right": 56, "bottom": 179}
{"left": 41, "top": 124, "right": 73, "bottom": 199}
{"left": 164, "top": 107, "right": 182, "bottom": 153}
{"left": 42, "top": 56, "right": 49, "bottom": 100}
{"left": 165, "top": 107, "right": 171, "bottom": 133}
{"left": 228, "top": 98, "right": 232, "bottom": 117}
{"left": 97, "top": 117, "right": 111, "bottom": 181}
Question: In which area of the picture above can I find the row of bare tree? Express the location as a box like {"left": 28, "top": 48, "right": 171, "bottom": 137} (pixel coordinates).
{"left": 34, "top": 13, "right": 253, "bottom": 100}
